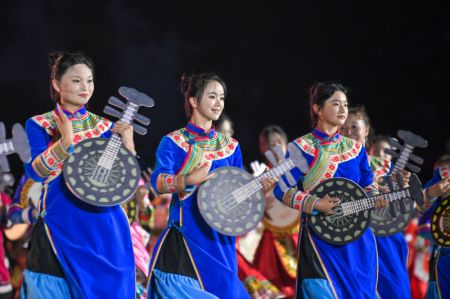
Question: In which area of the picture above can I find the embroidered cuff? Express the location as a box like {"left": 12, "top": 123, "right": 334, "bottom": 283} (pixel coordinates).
{"left": 156, "top": 174, "right": 187, "bottom": 193}
{"left": 32, "top": 139, "right": 73, "bottom": 178}
{"left": 283, "top": 189, "right": 318, "bottom": 214}
{"left": 303, "top": 194, "right": 319, "bottom": 215}
{"left": 282, "top": 187, "right": 298, "bottom": 208}
{"left": 364, "top": 183, "right": 379, "bottom": 197}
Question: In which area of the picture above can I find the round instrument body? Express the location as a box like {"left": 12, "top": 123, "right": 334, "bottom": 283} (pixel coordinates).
{"left": 198, "top": 166, "right": 264, "bottom": 236}
{"left": 370, "top": 198, "right": 414, "bottom": 236}
{"left": 64, "top": 138, "right": 140, "bottom": 207}
{"left": 262, "top": 193, "right": 300, "bottom": 234}
{"left": 309, "top": 178, "right": 371, "bottom": 245}
{"left": 431, "top": 197, "right": 450, "bottom": 248}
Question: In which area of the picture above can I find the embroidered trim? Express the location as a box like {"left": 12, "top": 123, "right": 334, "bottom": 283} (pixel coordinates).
{"left": 156, "top": 174, "right": 186, "bottom": 194}
{"left": 293, "top": 134, "right": 362, "bottom": 191}
{"left": 32, "top": 139, "right": 71, "bottom": 178}
{"left": 167, "top": 128, "right": 238, "bottom": 160}
{"left": 369, "top": 155, "right": 390, "bottom": 180}
{"left": 282, "top": 188, "right": 298, "bottom": 208}
{"left": 166, "top": 128, "right": 239, "bottom": 200}
{"left": 273, "top": 237, "right": 298, "bottom": 279}
{"left": 302, "top": 194, "right": 319, "bottom": 214}
{"left": 30, "top": 111, "right": 112, "bottom": 183}
{"left": 243, "top": 275, "right": 280, "bottom": 296}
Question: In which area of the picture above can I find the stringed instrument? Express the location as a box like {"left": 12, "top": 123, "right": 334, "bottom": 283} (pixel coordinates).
{"left": 308, "top": 173, "right": 424, "bottom": 245}
{"left": 198, "top": 143, "right": 308, "bottom": 236}
{"left": 64, "top": 87, "right": 154, "bottom": 206}
{"left": 370, "top": 130, "right": 427, "bottom": 236}
{"left": 431, "top": 169, "right": 450, "bottom": 248}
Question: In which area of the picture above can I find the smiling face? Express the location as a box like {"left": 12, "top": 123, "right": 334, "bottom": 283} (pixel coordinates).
{"left": 190, "top": 80, "right": 225, "bottom": 122}
{"left": 342, "top": 113, "right": 369, "bottom": 144}
{"left": 315, "top": 90, "right": 348, "bottom": 128}
{"left": 52, "top": 63, "right": 94, "bottom": 110}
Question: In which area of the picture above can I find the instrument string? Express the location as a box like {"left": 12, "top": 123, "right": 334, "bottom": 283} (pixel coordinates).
{"left": 220, "top": 160, "right": 294, "bottom": 212}
{"left": 91, "top": 103, "right": 138, "bottom": 184}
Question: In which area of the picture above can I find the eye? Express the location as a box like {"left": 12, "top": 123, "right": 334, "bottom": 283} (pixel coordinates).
{"left": 87, "top": 79, "right": 94, "bottom": 83}
{"left": 219, "top": 97, "right": 225, "bottom": 101}
{"left": 72, "top": 79, "right": 80, "bottom": 83}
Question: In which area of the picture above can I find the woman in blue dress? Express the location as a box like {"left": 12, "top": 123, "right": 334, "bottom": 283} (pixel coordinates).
{"left": 342, "top": 105, "right": 411, "bottom": 299}
{"left": 147, "top": 72, "right": 272, "bottom": 298}
{"left": 421, "top": 163, "right": 450, "bottom": 299}
{"left": 21, "top": 51, "right": 136, "bottom": 298}
{"left": 274, "top": 82, "right": 386, "bottom": 298}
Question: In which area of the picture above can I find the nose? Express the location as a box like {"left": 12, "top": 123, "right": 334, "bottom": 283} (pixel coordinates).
{"left": 81, "top": 81, "right": 89, "bottom": 91}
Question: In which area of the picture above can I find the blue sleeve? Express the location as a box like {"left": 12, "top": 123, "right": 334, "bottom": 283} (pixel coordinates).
{"left": 23, "top": 119, "right": 52, "bottom": 183}
{"left": 150, "top": 136, "right": 177, "bottom": 192}
{"left": 233, "top": 144, "right": 244, "bottom": 169}
{"left": 358, "top": 146, "right": 375, "bottom": 188}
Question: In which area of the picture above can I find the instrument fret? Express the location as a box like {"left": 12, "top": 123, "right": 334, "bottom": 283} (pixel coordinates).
{"left": 226, "top": 159, "right": 294, "bottom": 211}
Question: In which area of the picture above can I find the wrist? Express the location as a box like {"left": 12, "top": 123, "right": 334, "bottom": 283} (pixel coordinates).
{"left": 61, "top": 136, "right": 73, "bottom": 148}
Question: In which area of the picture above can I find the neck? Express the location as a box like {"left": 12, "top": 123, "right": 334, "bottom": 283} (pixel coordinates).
{"left": 60, "top": 102, "right": 83, "bottom": 113}
{"left": 316, "top": 121, "right": 339, "bottom": 136}
{"left": 190, "top": 114, "right": 213, "bottom": 132}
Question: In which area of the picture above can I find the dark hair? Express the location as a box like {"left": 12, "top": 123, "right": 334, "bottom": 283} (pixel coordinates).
{"left": 308, "top": 81, "right": 349, "bottom": 128}
{"left": 180, "top": 72, "right": 227, "bottom": 119}
{"left": 348, "top": 105, "right": 374, "bottom": 148}
{"left": 259, "top": 124, "right": 288, "bottom": 160}
{"left": 49, "top": 51, "right": 95, "bottom": 103}
{"left": 259, "top": 124, "right": 288, "bottom": 146}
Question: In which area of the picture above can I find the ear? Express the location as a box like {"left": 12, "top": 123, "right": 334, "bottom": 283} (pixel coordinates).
{"left": 189, "top": 97, "right": 197, "bottom": 109}
{"left": 312, "top": 104, "right": 321, "bottom": 115}
{"left": 364, "top": 126, "right": 370, "bottom": 138}
{"left": 52, "top": 79, "right": 61, "bottom": 94}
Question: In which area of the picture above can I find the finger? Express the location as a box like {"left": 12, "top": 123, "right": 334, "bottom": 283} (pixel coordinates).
{"left": 57, "top": 105, "right": 68, "bottom": 122}
{"left": 205, "top": 173, "right": 215, "bottom": 181}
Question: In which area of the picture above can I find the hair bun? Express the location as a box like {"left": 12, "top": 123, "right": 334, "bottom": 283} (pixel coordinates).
{"left": 180, "top": 72, "right": 192, "bottom": 94}
{"left": 48, "top": 51, "right": 64, "bottom": 68}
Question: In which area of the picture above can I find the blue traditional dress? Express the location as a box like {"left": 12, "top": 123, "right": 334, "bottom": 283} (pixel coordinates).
{"left": 369, "top": 156, "right": 411, "bottom": 299}
{"left": 147, "top": 122, "right": 250, "bottom": 299}
{"left": 274, "top": 128, "right": 379, "bottom": 299}
{"left": 21, "top": 105, "right": 135, "bottom": 299}
{"left": 421, "top": 165, "right": 450, "bottom": 299}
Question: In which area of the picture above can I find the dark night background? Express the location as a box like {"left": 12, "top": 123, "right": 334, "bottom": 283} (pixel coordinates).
{"left": 1, "top": 1, "right": 449, "bottom": 186}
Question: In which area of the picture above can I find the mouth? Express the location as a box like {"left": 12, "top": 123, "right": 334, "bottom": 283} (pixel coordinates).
{"left": 79, "top": 94, "right": 90, "bottom": 99}
{"left": 211, "top": 109, "right": 222, "bottom": 114}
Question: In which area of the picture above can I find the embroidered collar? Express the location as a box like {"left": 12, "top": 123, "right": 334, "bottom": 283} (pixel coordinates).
{"left": 185, "top": 121, "right": 216, "bottom": 139}
{"left": 55, "top": 104, "right": 87, "bottom": 120}
{"left": 311, "top": 127, "right": 341, "bottom": 144}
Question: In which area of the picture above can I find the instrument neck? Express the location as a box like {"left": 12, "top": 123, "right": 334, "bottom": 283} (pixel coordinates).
{"left": 98, "top": 102, "right": 138, "bottom": 170}
{"left": 231, "top": 159, "right": 294, "bottom": 205}
{"left": 342, "top": 188, "right": 410, "bottom": 216}
{"left": 390, "top": 144, "right": 413, "bottom": 175}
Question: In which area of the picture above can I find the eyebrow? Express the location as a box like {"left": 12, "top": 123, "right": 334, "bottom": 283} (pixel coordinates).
{"left": 207, "top": 91, "right": 225, "bottom": 96}
{"left": 68, "top": 75, "right": 93, "bottom": 78}
{"left": 330, "top": 99, "right": 347, "bottom": 103}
